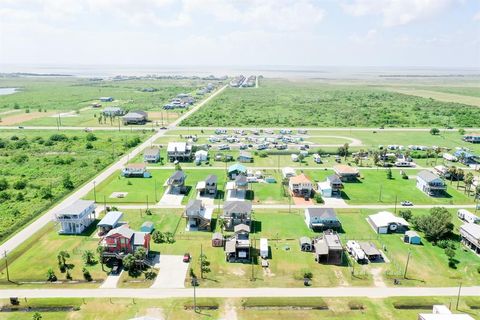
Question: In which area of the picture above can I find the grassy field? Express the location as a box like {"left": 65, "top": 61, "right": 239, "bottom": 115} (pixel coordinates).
{"left": 0, "top": 129, "right": 151, "bottom": 243}
{"left": 0, "top": 296, "right": 479, "bottom": 320}
{"left": 180, "top": 79, "right": 480, "bottom": 128}
{"left": 0, "top": 76, "right": 220, "bottom": 126}
{"left": 385, "top": 87, "right": 480, "bottom": 107}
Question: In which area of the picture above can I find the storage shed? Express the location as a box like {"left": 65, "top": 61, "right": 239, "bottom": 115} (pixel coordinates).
{"left": 212, "top": 232, "right": 224, "bottom": 247}
{"left": 404, "top": 230, "right": 421, "bottom": 244}
{"left": 140, "top": 221, "right": 154, "bottom": 234}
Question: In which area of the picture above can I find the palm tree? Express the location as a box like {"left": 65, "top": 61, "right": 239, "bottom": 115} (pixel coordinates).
{"left": 456, "top": 168, "right": 465, "bottom": 189}
{"left": 475, "top": 184, "right": 480, "bottom": 201}
{"left": 448, "top": 166, "right": 457, "bottom": 185}
{"left": 434, "top": 147, "right": 441, "bottom": 166}
{"left": 343, "top": 143, "right": 349, "bottom": 162}
{"left": 464, "top": 172, "right": 474, "bottom": 195}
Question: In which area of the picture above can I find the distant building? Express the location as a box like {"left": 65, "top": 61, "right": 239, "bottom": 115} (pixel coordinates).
{"left": 102, "top": 106, "right": 124, "bottom": 116}
{"left": 463, "top": 133, "right": 480, "bottom": 143}
{"left": 418, "top": 305, "right": 475, "bottom": 320}
{"left": 333, "top": 165, "right": 360, "bottom": 182}
{"left": 460, "top": 223, "right": 480, "bottom": 254}
{"left": 221, "top": 201, "right": 252, "bottom": 231}
{"left": 99, "top": 97, "right": 114, "bottom": 102}
{"left": 313, "top": 230, "right": 344, "bottom": 265}
{"left": 367, "top": 211, "right": 409, "bottom": 234}
{"left": 122, "top": 110, "right": 148, "bottom": 125}
{"left": 289, "top": 173, "right": 313, "bottom": 197}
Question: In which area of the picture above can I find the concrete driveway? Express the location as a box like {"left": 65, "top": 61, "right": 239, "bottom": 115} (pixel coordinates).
{"left": 158, "top": 190, "right": 184, "bottom": 205}
{"left": 151, "top": 255, "right": 189, "bottom": 288}
{"left": 100, "top": 269, "right": 123, "bottom": 289}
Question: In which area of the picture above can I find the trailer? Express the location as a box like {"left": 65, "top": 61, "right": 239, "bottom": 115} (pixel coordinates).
{"left": 458, "top": 209, "right": 480, "bottom": 224}
{"left": 260, "top": 238, "right": 269, "bottom": 259}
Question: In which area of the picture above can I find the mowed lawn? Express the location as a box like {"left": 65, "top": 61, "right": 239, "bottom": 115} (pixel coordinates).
{"left": 307, "top": 169, "right": 474, "bottom": 205}
{"left": 83, "top": 169, "right": 228, "bottom": 204}
{"left": 337, "top": 209, "right": 480, "bottom": 287}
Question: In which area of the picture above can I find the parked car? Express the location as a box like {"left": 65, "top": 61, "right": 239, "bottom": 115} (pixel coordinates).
{"left": 218, "top": 144, "right": 230, "bottom": 150}
{"left": 401, "top": 201, "right": 413, "bottom": 206}
{"left": 111, "top": 264, "right": 120, "bottom": 275}
{"left": 183, "top": 253, "right": 191, "bottom": 263}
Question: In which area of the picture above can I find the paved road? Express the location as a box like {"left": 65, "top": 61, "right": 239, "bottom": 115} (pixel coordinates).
{"left": 0, "top": 85, "right": 227, "bottom": 255}
{"left": 170, "top": 126, "right": 480, "bottom": 132}
{"left": 0, "top": 286, "right": 478, "bottom": 299}
{"left": 112, "top": 203, "right": 477, "bottom": 210}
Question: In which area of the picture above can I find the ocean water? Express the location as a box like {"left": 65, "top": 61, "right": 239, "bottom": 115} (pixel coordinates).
{"left": 0, "top": 88, "right": 17, "bottom": 95}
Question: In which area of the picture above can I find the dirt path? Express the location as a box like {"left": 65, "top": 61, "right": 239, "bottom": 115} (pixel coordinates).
{"left": 371, "top": 267, "right": 387, "bottom": 288}
{"left": 0, "top": 111, "right": 55, "bottom": 125}
{"left": 221, "top": 299, "right": 238, "bottom": 320}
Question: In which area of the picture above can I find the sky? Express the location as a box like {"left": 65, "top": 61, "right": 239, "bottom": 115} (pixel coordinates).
{"left": 0, "top": 0, "right": 479, "bottom": 68}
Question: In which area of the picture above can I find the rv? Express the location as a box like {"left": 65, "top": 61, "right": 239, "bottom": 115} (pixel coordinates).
{"left": 291, "top": 154, "right": 299, "bottom": 162}
{"left": 313, "top": 154, "right": 322, "bottom": 164}
{"left": 260, "top": 238, "right": 269, "bottom": 259}
{"left": 395, "top": 161, "right": 415, "bottom": 167}
{"left": 443, "top": 153, "right": 458, "bottom": 162}
{"left": 346, "top": 240, "right": 366, "bottom": 263}
{"left": 458, "top": 209, "right": 480, "bottom": 224}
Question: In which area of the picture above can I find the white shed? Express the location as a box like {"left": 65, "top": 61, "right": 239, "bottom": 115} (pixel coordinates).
{"left": 317, "top": 181, "right": 332, "bottom": 198}
{"left": 260, "top": 238, "right": 269, "bottom": 259}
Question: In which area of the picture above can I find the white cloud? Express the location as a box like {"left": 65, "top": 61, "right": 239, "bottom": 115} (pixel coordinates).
{"left": 349, "top": 28, "right": 378, "bottom": 43}
{"left": 342, "top": 0, "right": 454, "bottom": 27}
{"left": 474, "top": 11, "right": 480, "bottom": 20}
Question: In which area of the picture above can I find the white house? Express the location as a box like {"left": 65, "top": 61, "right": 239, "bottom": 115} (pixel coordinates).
{"left": 282, "top": 167, "right": 296, "bottom": 179}
{"left": 317, "top": 181, "right": 332, "bottom": 198}
{"left": 194, "top": 150, "right": 208, "bottom": 163}
{"left": 143, "top": 147, "right": 160, "bottom": 163}
{"left": 367, "top": 211, "right": 409, "bottom": 234}
{"left": 418, "top": 305, "right": 474, "bottom": 320}
{"left": 457, "top": 209, "right": 480, "bottom": 224}
{"left": 289, "top": 173, "right": 313, "bottom": 197}
{"left": 167, "top": 142, "right": 192, "bottom": 162}
{"left": 460, "top": 223, "right": 480, "bottom": 254}
{"left": 55, "top": 200, "right": 96, "bottom": 234}
{"left": 416, "top": 170, "right": 447, "bottom": 196}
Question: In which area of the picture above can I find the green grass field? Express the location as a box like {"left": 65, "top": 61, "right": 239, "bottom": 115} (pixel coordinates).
{"left": 0, "top": 129, "right": 151, "bottom": 243}
{"left": 180, "top": 79, "right": 480, "bottom": 128}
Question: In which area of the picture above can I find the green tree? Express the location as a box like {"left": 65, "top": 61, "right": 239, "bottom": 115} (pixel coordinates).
{"left": 122, "top": 254, "right": 135, "bottom": 271}
{"left": 134, "top": 247, "right": 147, "bottom": 260}
{"left": 430, "top": 128, "right": 440, "bottom": 135}
{"left": 464, "top": 172, "right": 474, "bottom": 195}
{"left": 412, "top": 207, "right": 453, "bottom": 243}
{"left": 386, "top": 168, "right": 393, "bottom": 179}
{"left": 199, "top": 253, "right": 211, "bottom": 279}
{"left": 62, "top": 174, "right": 74, "bottom": 190}
{"left": 399, "top": 209, "right": 412, "bottom": 221}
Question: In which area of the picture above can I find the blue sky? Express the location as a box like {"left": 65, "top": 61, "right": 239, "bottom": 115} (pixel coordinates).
{"left": 0, "top": 0, "right": 479, "bottom": 67}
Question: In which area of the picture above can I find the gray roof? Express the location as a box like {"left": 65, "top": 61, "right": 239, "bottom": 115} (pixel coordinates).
{"left": 133, "top": 232, "right": 148, "bottom": 246}
{"left": 324, "top": 232, "right": 343, "bottom": 250}
{"left": 169, "top": 170, "right": 185, "bottom": 181}
{"left": 306, "top": 208, "right": 337, "bottom": 220}
{"left": 185, "top": 199, "right": 203, "bottom": 214}
{"left": 315, "top": 240, "right": 329, "bottom": 255}
{"left": 144, "top": 147, "right": 160, "bottom": 157}
{"left": 327, "top": 174, "right": 342, "bottom": 184}
{"left": 98, "top": 211, "right": 123, "bottom": 227}
{"left": 359, "top": 241, "right": 380, "bottom": 256}
{"left": 131, "top": 110, "right": 148, "bottom": 117}
{"left": 461, "top": 223, "right": 480, "bottom": 239}
{"left": 225, "top": 239, "right": 236, "bottom": 253}
{"left": 106, "top": 225, "right": 134, "bottom": 239}
{"left": 205, "top": 174, "right": 217, "bottom": 185}
{"left": 60, "top": 200, "right": 95, "bottom": 216}
{"left": 239, "top": 151, "right": 252, "bottom": 158}
{"left": 417, "top": 170, "right": 441, "bottom": 183}
{"left": 223, "top": 201, "right": 252, "bottom": 214}
{"left": 235, "top": 174, "right": 247, "bottom": 184}
{"left": 234, "top": 223, "right": 250, "bottom": 233}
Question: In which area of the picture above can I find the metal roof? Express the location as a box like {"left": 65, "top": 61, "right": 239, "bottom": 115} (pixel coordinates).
{"left": 98, "top": 211, "right": 123, "bottom": 227}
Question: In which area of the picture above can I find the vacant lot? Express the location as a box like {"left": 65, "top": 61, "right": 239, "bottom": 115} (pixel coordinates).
{"left": 0, "top": 130, "right": 151, "bottom": 243}
{"left": 385, "top": 87, "right": 480, "bottom": 107}
{"left": 1, "top": 296, "right": 479, "bottom": 320}
{"left": 181, "top": 79, "right": 480, "bottom": 127}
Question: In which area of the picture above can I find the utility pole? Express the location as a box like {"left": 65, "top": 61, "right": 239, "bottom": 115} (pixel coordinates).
{"left": 456, "top": 282, "right": 462, "bottom": 310}
{"left": 200, "top": 244, "right": 204, "bottom": 279}
{"left": 250, "top": 236, "right": 255, "bottom": 281}
{"left": 146, "top": 195, "right": 149, "bottom": 211}
{"left": 4, "top": 250, "right": 9, "bottom": 282}
{"left": 394, "top": 194, "right": 398, "bottom": 214}
{"left": 378, "top": 184, "right": 382, "bottom": 202}
{"left": 154, "top": 180, "right": 157, "bottom": 202}
{"left": 118, "top": 117, "right": 121, "bottom": 131}
{"left": 93, "top": 181, "right": 97, "bottom": 202}
{"left": 404, "top": 250, "right": 411, "bottom": 279}
{"left": 192, "top": 275, "right": 198, "bottom": 313}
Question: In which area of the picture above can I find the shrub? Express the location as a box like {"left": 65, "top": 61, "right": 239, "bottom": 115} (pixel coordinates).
{"left": 145, "top": 271, "right": 157, "bottom": 280}
{"left": 82, "top": 268, "right": 92, "bottom": 281}
{"left": 399, "top": 210, "right": 412, "bottom": 221}
{"left": 314, "top": 193, "right": 324, "bottom": 204}
{"left": 85, "top": 142, "right": 93, "bottom": 149}
{"left": 430, "top": 128, "right": 440, "bottom": 135}
{"left": 152, "top": 230, "right": 165, "bottom": 243}
{"left": 86, "top": 133, "right": 97, "bottom": 141}
{"left": 12, "top": 179, "right": 27, "bottom": 190}
{"left": 49, "top": 134, "right": 68, "bottom": 142}
{"left": 0, "top": 178, "right": 8, "bottom": 191}
{"left": 46, "top": 268, "right": 57, "bottom": 282}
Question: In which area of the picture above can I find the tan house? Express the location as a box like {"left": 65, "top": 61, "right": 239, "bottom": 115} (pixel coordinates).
{"left": 289, "top": 173, "right": 313, "bottom": 197}
{"left": 333, "top": 165, "right": 360, "bottom": 181}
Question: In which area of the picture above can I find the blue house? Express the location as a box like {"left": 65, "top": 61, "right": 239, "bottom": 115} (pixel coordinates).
{"left": 453, "top": 150, "right": 479, "bottom": 164}
{"left": 304, "top": 208, "right": 341, "bottom": 231}
{"left": 228, "top": 163, "right": 247, "bottom": 179}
